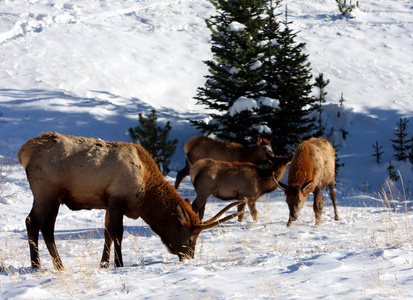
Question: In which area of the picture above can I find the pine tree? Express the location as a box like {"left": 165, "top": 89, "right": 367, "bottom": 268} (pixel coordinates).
{"left": 339, "top": 92, "right": 345, "bottom": 107}
{"left": 387, "top": 161, "right": 399, "bottom": 182}
{"left": 266, "top": 10, "right": 316, "bottom": 155}
{"left": 391, "top": 117, "right": 411, "bottom": 162}
{"left": 409, "top": 139, "right": 413, "bottom": 164}
{"left": 191, "top": 1, "right": 316, "bottom": 153}
{"left": 128, "top": 109, "right": 178, "bottom": 174}
{"left": 314, "top": 73, "right": 330, "bottom": 136}
{"left": 372, "top": 141, "right": 384, "bottom": 164}
{"left": 191, "top": 0, "right": 269, "bottom": 145}
{"left": 332, "top": 142, "right": 344, "bottom": 176}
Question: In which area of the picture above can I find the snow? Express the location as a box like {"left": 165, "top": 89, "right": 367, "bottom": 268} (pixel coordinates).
{"left": 229, "top": 96, "right": 279, "bottom": 117}
{"left": 258, "top": 96, "right": 279, "bottom": 109}
{"left": 252, "top": 124, "right": 272, "bottom": 134}
{"left": 250, "top": 60, "right": 262, "bottom": 70}
{"left": 229, "top": 97, "right": 259, "bottom": 116}
{"left": 228, "top": 21, "right": 246, "bottom": 32}
{"left": 0, "top": 0, "right": 412, "bottom": 299}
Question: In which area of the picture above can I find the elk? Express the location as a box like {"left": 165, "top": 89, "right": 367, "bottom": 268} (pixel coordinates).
{"left": 175, "top": 135, "right": 273, "bottom": 189}
{"left": 276, "top": 137, "right": 340, "bottom": 227}
{"left": 17, "top": 132, "right": 243, "bottom": 270}
{"left": 190, "top": 154, "right": 291, "bottom": 221}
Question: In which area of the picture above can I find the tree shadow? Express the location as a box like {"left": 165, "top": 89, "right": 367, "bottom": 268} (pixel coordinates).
{"left": 0, "top": 88, "right": 203, "bottom": 168}
{"left": 52, "top": 225, "right": 155, "bottom": 241}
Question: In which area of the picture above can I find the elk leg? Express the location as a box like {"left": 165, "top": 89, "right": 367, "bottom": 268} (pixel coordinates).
{"left": 192, "top": 196, "right": 208, "bottom": 221}
{"left": 108, "top": 206, "right": 124, "bottom": 268}
{"left": 237, "top": 200, "right": 247, "bottom": 222}
{"left": 100, "top": 210, "right": 112, "bottom": 268}
{"left": 40, "top": 202, "right": 63, "bottom": 270}
{"left": 286, "top": 217, "right": 293, "bottom": 227}
{"left": 175, "top": 160, "right": 190, "bottom": 189}
{"left": 26, "top": 211, "right": 41, "bottom": 269}
{"left": 25, "top": 187, "right": 59, "bottom": 269}
{"left": 313, "top": 188, "right": 324, "bottom": 225}
{"left": 246, "top": 198, "right": 258, "bottom": 221}
{"left": 287, "top": 203, "right": 298, "bottom": 227}
{"left": 328, "top": 183, "right": 340, "bottom": 221}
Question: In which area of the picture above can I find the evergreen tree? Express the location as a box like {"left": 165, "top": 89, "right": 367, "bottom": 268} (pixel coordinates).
{"left": 372, "top": 141, "right": 384, "bottom": 164}
{"left": 191, "top": 0, "right": 269, "bottom": 145}
{"left": 191, "top": 0, "right": 316, "bottom": 153}
{"left": 266, "top": 10, "right": 316, "bottom": 155}
{"left": 250, "top": 0, "right": 284, "bottom": 142}
{"left": 387, "top": 161, "right": 399, "bottom": 182}
{"left": 339, "top": 92, "right": 345, "bottom": 107}
{"left": 332, "top": 142, "right": 344, "bottom": 176}
{"left": 409, "top": 139, "right": 413, "bottom": 164}
{"left": 391, "top": 117, "right": 411, "bottom": 162}
{"left": 314, "top": 73, "right": 330, "bottom": 136}
{"left": 128, "top": 109, "right": 178, "bottom": 174}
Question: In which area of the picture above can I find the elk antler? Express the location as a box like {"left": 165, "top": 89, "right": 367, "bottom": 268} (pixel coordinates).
{"left": 196, "top": 200, "right": 245, "bottom": 231}
{"left": 273, "top": 176, "right": 286, "bottom": 191}
{"left": 202, "top": 200, "right": 245, "bottom": 225}
{"left": 299, "top": 172, "right": 307, "bottom": 189}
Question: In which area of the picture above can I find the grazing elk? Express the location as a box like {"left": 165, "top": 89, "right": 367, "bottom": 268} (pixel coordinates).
{"left": 190, "top": 154, "right": 291, "bottom": 221}
{"left": 276, "top": 137, "right": 340, "bottom": 227}
{"left": 175, "top": 135, "right": 273, "bottom": 189}
{"left": 18, "top": 132, "right": 244, "bottom": 270}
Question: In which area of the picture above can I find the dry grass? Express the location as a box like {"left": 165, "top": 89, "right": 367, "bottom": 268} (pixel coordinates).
{"left": 0, "top": 156, "right": 14, "bottom": 194}
{"left": 1, "top": 176, "right": 412, "bottom": 299}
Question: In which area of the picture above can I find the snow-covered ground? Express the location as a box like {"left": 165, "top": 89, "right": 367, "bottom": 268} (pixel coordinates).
{"left": 0, "top": 0, "right": 412, "bottom": 299}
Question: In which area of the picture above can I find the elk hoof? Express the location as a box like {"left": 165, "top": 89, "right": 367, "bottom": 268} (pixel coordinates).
{"left": 100, "top": 262, "right": 110, "bottom": 268}
{"left": 335, "top": 215, "right": 340, "bottom": 221}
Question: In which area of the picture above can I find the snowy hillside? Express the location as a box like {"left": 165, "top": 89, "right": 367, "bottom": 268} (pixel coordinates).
{"left": 0, "top": 0, "right": 412, "bottom": 299}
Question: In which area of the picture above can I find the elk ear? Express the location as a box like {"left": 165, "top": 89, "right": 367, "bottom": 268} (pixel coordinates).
{"left": 301, "top": 181, "right": 313, "bottom": 193}
{"left": 176, "top": 204, "right": 189, "bottom": 226}
{"left": 256, "top": 134, "right": 262, "bottom": 144}
{"left": 184, "top": 198, "right": 191, "bottom": 206}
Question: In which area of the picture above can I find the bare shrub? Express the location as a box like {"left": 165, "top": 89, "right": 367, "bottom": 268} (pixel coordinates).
{"left": 0, "top": 156, "right": 14, "bottom": 193}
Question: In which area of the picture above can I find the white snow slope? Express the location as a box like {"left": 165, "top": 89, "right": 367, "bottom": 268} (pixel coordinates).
{"left": 0, "top": 0, "right": 412, "bottom": 299}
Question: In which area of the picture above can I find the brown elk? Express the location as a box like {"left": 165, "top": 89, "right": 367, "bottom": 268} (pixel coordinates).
{"left": 174, "top": 135, "right": 273, "bottom": 189}
{"left": 17, "top": 132, "right": 244, "bottom": 270}
{"left": 276, "top": 137, "right": 340, "bottom": 227}
{"left": 190, "top": 154, "right": 291, "bottom": 221}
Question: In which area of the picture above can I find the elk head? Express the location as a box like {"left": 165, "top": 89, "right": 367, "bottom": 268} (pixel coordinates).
{"left": 162, "top": 200, "right": 244, "bottom": 260}
{"left": 274, "top": 174, "right": 313, "bottom": 226}
{"left": 257, "top": 134, "right": 274, "bottom": 158}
